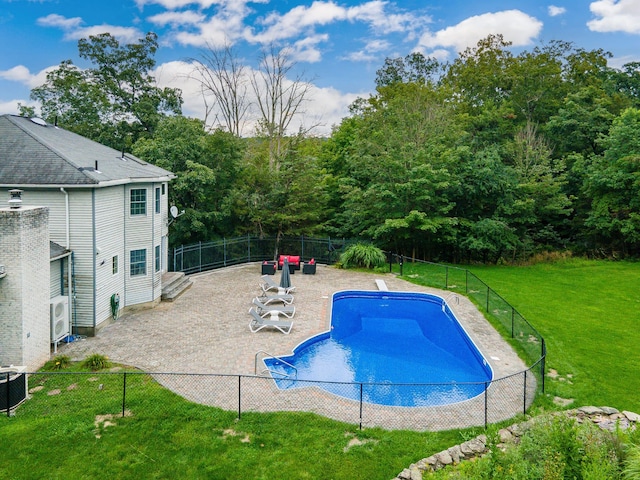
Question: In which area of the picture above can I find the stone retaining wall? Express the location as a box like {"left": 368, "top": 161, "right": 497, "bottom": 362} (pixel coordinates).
{"left": 393, "top": 406, "right": 640, "bottom": 480}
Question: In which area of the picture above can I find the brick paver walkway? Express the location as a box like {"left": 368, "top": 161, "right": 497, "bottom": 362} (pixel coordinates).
{"left": 60, "top": 263, "right": 534, "bottom": 430}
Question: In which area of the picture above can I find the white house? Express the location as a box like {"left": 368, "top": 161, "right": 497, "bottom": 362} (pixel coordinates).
{"left": 0, "top": 114, "right": 176, "bottom": 338}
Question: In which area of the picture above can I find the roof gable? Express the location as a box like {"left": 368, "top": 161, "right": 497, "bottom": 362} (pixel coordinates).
{"left": 0, "top": 115, "right": 174, "bottom": 187}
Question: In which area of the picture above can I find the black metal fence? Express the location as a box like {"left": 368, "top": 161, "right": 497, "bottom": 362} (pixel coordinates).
{"left": 3, "top": 251, "right": 546, "bottom": 432}
{"left": 171, "top": 235, "right": 350, "bottom": 274}
{"left": 4, "top": 365, "right": 540, "bottom": 431}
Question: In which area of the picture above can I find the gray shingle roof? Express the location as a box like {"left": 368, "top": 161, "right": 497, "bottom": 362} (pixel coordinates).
{"left": 50, "top": 241, "right": 70, "bottom": 260}
{"left": 0, "top": 115, "right": 174, "bottom": 187}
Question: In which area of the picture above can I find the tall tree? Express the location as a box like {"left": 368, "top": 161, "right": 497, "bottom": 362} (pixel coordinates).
{"left": 31, "top": 32, "right": 182, "bottom": 148}
{"left": 250, "top": 44, "right": 314, "bottom": 167}
{"left": 190, "top": 43, "right": 251, "bottom": 136}
{"left": 583, "top": 108, "right": 640, "bottom": 255}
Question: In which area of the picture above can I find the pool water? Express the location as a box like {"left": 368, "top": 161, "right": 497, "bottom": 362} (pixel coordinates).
{"left": 264, "top": 290, "right": 493, "bottom": 407}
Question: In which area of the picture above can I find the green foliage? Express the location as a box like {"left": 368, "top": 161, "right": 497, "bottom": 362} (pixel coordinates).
{"left": 42, "top": 355, "right": 71, "bottom": 371}
{"left": 428, "top": 416, "right": 623, "bottom": 479}
{"left": 31, "top": 32, "right": 182, "bottom": 148}
{"left": 81, "top": 354, "right": 112, "bottom": 371}
{"left": 623, "top": 444, "right": 640, "bottom": 479}
{"left": 340, "top": 243, "right": 386, "bottom": 269}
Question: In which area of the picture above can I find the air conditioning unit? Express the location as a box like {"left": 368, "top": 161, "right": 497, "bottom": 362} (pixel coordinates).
{"left": 0, "top": 365, "right": 28, "bottom": 412}
{"left": 50, "top": 296, "right": 70, "bottom": 343}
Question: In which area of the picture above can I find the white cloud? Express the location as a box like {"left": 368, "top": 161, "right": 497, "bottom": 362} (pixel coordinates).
{"left": 342, "top": 39, "right": 391, "bottom": 62}
{"left": 0, "top": 65, "right": 55, "bottom": 89}
{"left": 548, "top": 5, "right": 567, "bottom": 17}
{"left": 147, "top": 10, "right": 206, "bottom": 27}
{"left": 417, "top": 10, "right": 543, "bottom": 53}
{"left": 288, "top": 34, "right": 329, "bottom": 63}
{"left": 135, "top": 0, "right": 227, "bottom": 8}
{"left": 588, "top": 0, "right": 640, "bottom": 34}
{"left": 64, "top": 25, "right": 144, "bottom": 42}
{"left": 37, "top": 14, "right": 83, "bottom": 29}
{"left": 37, "top": 13, "right": 144, "bottom": 43}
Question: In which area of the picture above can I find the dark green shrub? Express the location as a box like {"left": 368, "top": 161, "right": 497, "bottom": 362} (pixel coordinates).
{"left": 81, "top": 353, "right": 112, "bottom": 371}
{"left": 340, "top": 243, "right": 386, "bottom": 269}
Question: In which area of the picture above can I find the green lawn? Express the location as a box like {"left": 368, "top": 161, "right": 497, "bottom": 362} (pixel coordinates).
{"left": 1, "top": 258, "right": 638, "bottom": 479}
{"left": 465, "top": 258, "right": 640, "bottom": 412}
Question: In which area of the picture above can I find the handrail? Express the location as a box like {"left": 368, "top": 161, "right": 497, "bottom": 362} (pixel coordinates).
{"left": 254, "top": 350, "right": 298, "bottom": 379}
{"left": 444, "top": 292, "right": 459, "bottom": 305}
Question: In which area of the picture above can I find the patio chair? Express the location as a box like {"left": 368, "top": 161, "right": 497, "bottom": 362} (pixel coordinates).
{"left": 256, "top": 292, "right": 294, "bottom": 305}
{"left": 260, "top": 275, "right": 296, "bottom": 295}
{"left": 248, "top": 308, "right": 293, "bottom": 334}
{"left": 252, "top": 298, "right": 296, "bottom": 318}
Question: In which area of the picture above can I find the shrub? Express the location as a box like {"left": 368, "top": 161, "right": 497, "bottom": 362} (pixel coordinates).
{"left": 339, "top": 243, "right": 386, "bottom": 269}
{"left": 624, "top": 444, "right": 640, "bottom": 479}
{"left": 81, "top": 353, "right": 111, "bottom": 371}
{"left": 42, "top": 355, "right": 71, "bottom": 371}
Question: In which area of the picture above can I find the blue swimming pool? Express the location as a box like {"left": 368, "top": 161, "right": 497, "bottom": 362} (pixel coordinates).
{"left": 263, "top": 290, "right": 493, "bottom": 407}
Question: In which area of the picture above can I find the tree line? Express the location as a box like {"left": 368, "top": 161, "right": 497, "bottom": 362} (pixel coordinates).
{"left": 22, "top": 33, "right": 640, "bottom": 263}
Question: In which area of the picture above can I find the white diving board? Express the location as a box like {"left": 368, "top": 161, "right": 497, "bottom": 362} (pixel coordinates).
{"left": 375, "top": 279, "right": 389, "bottom": 291}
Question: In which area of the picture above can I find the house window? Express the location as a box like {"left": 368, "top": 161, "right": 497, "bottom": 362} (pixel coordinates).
{"left": 130, "top": 188, "right": 146, "bottom": 216}
{"left": 130, "top": 249, "right": 146, "bottom": 276}
{"left": 155, "top": 187, "right": 161, "bottom": 214}
{"left": 155, "top": 245, "right": 161, "bottom": 272}
{"left": 161, "top": 183, "right": 166, "bottom": 195}
{"left": 112, "top": 255, "right": 118, "bottom": 275}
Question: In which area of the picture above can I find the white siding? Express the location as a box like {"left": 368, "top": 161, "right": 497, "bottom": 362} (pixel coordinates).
{"left": 124, "top": 183, "right": 162, "bottom": 306}
{"left": 50, "top": 259, "right": 63, "bottom": 298}
{"left": 94, "top": 187, "right": 125, "bottom": 328}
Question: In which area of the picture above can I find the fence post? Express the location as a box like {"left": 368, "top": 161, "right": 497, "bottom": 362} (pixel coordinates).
{"left": 399, "top": 255, "right": 403, "bottom": 276}
{"left": 359, "top": 383, "right": 363, "bottom": 431}
{"left": 445, "top": 266, "right": 449, "bottom": 289}
{"left": 465, "top": 269, "right": 468, "bottom": 294}
{"left": 122, "top": 372, "right": 127, "bottom": 417}
{"left": 199, "top": 241, "right": 202, "bottom": 273}
{"left": 388, "top": 252, "right": 393, "bottom": 273}
{"left": 247, "top": 234, "right": 251, "bottom": 262}
{"left": 486, "top": 287, "right": 490, "bottom": 312}
{"left": 484, "top": 382, "right": 489, "bottom": 428}
{"left": 238, "top": 376, "right": 242, "bottom": 420}
{"left": 523, "top": 370, "right": 527, "bottom": 415}
{"left": 301, "top": 235, "right": 305, "bottom": 260}
{"left": 511, "top": 308, "right": 515, "bottom": 338}
{"left": 541, "top": 339, "right": 546, "bottom": 393}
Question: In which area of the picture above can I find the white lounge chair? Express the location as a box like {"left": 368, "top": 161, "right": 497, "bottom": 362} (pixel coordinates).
{"left": 248, "top": 308, "right": 293, "bottom": 334}
{"left": 256, "top": 293, "right": 294, "bottom": 305}
{"left": 252, "top": 298, "right": 296, "bottom": 318}
{"left": 260, "top": 275, "right": 296, "bottom": 295}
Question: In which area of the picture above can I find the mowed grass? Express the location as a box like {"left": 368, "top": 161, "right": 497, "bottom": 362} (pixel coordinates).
{"left": 465, "top": 258, "right": 640, "bottom": 412}
{"left": 0, "top": 368, "right": 477, "bottom": 480}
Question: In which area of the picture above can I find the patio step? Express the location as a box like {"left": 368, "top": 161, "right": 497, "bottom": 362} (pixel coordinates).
{"left": 161, "top": 272, "right": 193, "bottom": 302}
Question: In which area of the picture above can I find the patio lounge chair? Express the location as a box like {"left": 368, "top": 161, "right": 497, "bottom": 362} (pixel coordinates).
{"left": 256, "top": 292, "right": 294, "bottom": 305}
{"left": 252, "top": 298, "right": 296, "bottom": 318}
{"left": 248, "top": 308, "right": 293, "bottom": 334}
{"left": 260, "top": 275, "right": 296, "bottom": 295}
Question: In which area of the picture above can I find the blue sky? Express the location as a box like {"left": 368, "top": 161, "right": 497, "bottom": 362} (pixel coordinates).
{"left": 1, "top": 0, "right": 639, "bottom": 135}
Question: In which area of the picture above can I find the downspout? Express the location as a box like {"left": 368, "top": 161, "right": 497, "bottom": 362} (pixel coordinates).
{"left": 60, "top": 188, "right": 70, "bottom": 249}
{"left": 60, "top": 187, "right": 75, "bottom": 333}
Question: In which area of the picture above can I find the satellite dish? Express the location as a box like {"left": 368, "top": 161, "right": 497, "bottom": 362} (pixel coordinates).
{"left": 170, "top": 206, "right": 179, "bottom": 218}
{"left": 30, "top": 117, "right": 48, "bottom": 126}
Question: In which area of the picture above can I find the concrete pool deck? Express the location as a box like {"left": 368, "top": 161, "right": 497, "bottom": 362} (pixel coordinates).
{"left": 60, "top": 263, "right": 535, "bottom": 430}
